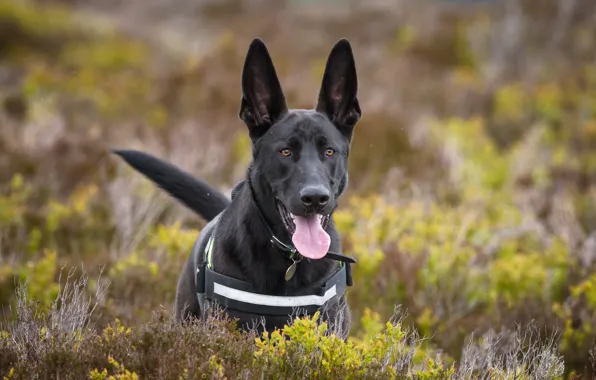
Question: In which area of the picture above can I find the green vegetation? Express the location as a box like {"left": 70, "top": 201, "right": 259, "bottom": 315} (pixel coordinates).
{"left": 0, "top": 282, "right": 564, "bottom": 379}
{"left": 1, "top": 0, "right": 596, "bottom": 378}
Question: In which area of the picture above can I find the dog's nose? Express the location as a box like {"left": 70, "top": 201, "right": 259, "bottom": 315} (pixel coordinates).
{"left": 300, "top": 186, "right": 330, "bottom": 209}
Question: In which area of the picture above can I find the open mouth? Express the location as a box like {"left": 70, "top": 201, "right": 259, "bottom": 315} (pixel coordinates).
{"left": 276, "top": 200, "right": 331, "bottom": 260}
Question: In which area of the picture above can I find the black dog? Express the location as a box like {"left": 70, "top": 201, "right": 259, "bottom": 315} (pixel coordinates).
{"left": 113, "top": 38, "right": 361, "bottom": 338}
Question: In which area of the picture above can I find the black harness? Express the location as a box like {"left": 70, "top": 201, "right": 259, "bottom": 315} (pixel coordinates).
{"left": 194, "top": 181, "right": 355, "bottom": 317}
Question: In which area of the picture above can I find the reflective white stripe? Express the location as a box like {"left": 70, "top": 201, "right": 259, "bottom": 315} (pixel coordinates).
{"left": 213, "top": 283, "right": 337, "bottom": 307}
{"left": 205, "top": 236, "right": 215, "bottom": 269}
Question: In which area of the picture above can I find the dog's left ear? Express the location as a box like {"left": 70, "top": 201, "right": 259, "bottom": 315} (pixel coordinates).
{"left": 316, "top": 39, "right": 361, "bottom": 140}
{"left": 239, "top": 38, "right": 288, "bottom": 140}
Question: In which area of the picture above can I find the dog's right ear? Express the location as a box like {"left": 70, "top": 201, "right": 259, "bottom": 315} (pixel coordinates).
{"left": 239, "top": 38, "right": 288, "bottom": 140}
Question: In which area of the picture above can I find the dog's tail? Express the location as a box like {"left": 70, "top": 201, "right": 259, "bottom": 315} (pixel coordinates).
{"left": 112, "top": 149, "right": 230, "bottom": 222}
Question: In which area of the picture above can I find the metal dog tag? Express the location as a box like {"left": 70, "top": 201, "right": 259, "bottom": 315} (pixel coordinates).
{"left": 285, "top": 261, "right": 297, "bottom": 281}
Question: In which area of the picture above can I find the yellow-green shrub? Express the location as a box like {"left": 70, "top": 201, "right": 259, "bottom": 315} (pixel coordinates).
{"left": 89, "top": 356, "right": 139, "bottom": 380}
{"left": 253, "top": 311, "right": 454, "bottom": 379}
{"left": 16, "top": 249, "right": 59, "bottom": 311}
{"left": 106, "top": 223, "right": 199, "bottom": 320}
{"left": 337, "top": 189, "right": 570, "bottom": 353}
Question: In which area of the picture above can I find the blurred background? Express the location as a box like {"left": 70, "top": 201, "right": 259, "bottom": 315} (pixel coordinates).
{"left": 1, "top": 0, "right": 596, "bottom": 373}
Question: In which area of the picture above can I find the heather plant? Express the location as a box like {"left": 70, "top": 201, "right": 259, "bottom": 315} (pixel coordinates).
{"left": 0, "top": 280, "right": 567, "bottom": 379}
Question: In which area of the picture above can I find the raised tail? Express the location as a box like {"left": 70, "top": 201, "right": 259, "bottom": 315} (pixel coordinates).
{"left": 112, "top": 149, "right": 230, "bottom": 222}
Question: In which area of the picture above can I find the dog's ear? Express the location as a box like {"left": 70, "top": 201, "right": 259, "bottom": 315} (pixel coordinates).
{"left": 239, "top": 38, "right": 288, "bottom": 140}
{"left": 316, "top": 39, "right": 361, "bottom": 140}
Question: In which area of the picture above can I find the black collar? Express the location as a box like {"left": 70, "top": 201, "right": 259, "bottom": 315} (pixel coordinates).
{"left": 243, "top": 179, "right": 357, "bottom": 266}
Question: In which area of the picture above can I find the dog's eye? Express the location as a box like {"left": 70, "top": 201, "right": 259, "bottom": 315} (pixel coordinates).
{"left": 325, "top": 148, "right": 335, "bottom": 157}
{"left": 280, "top": 148, "right": 292, "bottom": 157}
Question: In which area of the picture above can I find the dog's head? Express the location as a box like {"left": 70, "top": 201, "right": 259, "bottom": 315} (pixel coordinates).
{"left": 239, "top": 38, "right": 361, "bottom": 260}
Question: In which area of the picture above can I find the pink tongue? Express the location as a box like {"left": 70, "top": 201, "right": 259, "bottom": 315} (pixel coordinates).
{"left": 291, "top": 215, "right": 330, "bottom": 259}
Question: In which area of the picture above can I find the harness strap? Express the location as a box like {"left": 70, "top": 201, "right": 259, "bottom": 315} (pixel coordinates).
{"left": 194, "top": 214, "right": 221, "bottom": 294}
{"left": 205, "top": 233, "right": 215, "bottom": 269}
{"left": 203, "top": 265, "right": 347, "bottom": 316}
{"left": 195, "top": 207, "right": 353, "bottom": 316}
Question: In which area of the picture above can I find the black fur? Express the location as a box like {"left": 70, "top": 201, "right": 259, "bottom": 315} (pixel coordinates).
{"left": 113, "top": 38, "right": 361, "bottom": 338}
{"left": 112, "top": 149, "right": 230, "bottom": 221}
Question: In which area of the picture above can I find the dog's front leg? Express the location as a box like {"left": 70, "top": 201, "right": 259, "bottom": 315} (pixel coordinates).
{"left": 174, "top": 258, "right": 201, "bottom": 322}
